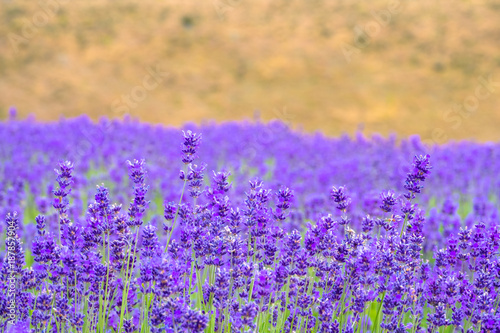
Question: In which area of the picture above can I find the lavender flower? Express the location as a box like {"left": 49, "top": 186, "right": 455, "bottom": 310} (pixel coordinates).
{"left": 53, "top": 161, "right": 74, "bottom": 241}
{"left": 331, "top": 186, "right": 351, "bottom": 211}
{"left": 380, "top": 191, "right": 396, "bottom": 213}
{"left": 127, "top": 159, "right": 149, "bottom": 226}
{"left": 404, "top": 154, "right": 432, "bottom": 200}
{"left": 181, "top": 130, "right": 202, "bottom": 164}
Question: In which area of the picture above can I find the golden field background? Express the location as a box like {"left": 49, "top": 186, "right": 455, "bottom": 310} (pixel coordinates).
{"left": 0, "top": 0, "right": 499, "bottom": 142}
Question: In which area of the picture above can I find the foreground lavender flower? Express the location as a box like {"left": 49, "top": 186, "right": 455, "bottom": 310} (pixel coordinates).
{"left": 53, "top": 161, "right": 74, "bottom": 243}
{"left": 181, "top": 130, "right": 202, "bottom": 165}
{"left": 379, "top": 191, "right": 396, "bottom": 213}
{"left": 127, "top": 159, "right": 149, "bottom": 227}
{"left": 331, "top": 185, "right": 351, "bottom": 211}
{"left": 404, "top": 154, "right": 432, "bottom": 199}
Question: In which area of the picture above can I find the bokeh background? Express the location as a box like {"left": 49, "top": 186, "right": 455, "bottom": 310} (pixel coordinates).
{"left": 1, "top": 0, "right": 499, "bottom": 142}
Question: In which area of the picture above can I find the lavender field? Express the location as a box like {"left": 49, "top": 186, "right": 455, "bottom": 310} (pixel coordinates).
{"left": 1, "top": 115, "right": 499, "bottom": 332}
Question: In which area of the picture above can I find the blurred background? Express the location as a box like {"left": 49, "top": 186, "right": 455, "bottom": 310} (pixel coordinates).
{"left": 0, "top": 0, "right": 499, "bottom": 142}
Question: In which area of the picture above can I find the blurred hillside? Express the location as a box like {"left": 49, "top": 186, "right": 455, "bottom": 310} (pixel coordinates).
{"left": 1, "top": 0, "right": 499, "bottom": 143}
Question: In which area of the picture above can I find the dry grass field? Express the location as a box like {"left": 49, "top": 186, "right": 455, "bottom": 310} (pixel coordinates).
{"left": 1, "top": 0, "right": 499, "bottom": 142}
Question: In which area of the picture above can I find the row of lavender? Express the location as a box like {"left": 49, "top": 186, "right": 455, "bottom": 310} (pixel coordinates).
{"left": 0, "top": 116, "right": 499, "bottom": 332}
{"left": 2, "top": 116, "right": 499, "bottom": 246}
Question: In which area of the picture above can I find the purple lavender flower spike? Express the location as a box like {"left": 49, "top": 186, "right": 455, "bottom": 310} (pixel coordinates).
{"left": 331, "top": 186, "right": 351, "bottom": 211}
{"left": 181, "top": 130, "right": 202, "bottom": 164}
{"left": 127, "top": 159, "right": 149, "bottom": 227}
{"left": 380, "top": 191, "right": 397, "bottom": 213}
{"left": 53, "top": 161, "right": 74, "bottom": 243}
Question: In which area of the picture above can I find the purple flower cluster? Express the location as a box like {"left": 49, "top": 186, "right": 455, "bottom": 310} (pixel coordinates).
{"left": 0, "top": 117, "right": 499, "bottom": 332}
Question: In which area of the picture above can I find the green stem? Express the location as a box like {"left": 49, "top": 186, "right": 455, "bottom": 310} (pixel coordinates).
{"left": 118, "top": 227, "right": 140, "bottom": 333}
{"left": 374, "top": 291, "right": 386, "bottom": 333}
{"left": 165, "top": 170, "right": 188, "bottom": 252}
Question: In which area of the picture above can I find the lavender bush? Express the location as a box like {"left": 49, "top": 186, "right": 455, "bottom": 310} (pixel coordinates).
{"left": 0, "top": 116, "right": 499, "bottom": 332}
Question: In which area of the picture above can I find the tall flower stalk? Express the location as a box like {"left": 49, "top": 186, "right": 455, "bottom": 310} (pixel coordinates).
{"left": 165, "top": 130, "right": 202, "bottom": 251}
{"left": 52, "top": 161, "right": 74, "bottom": 245}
